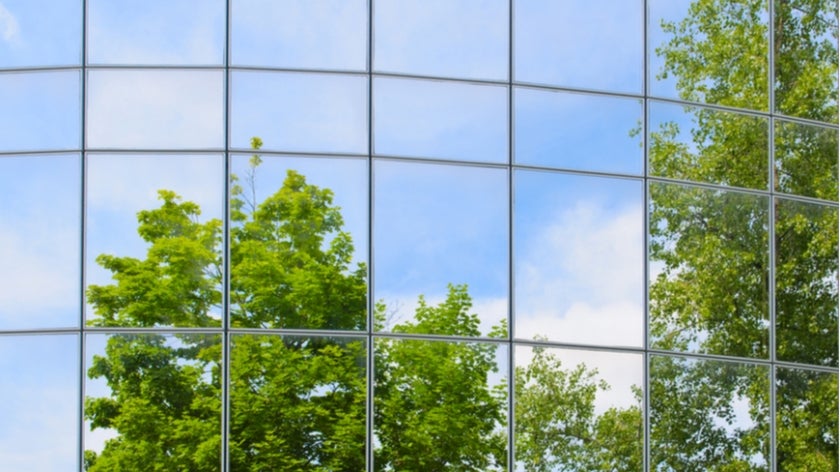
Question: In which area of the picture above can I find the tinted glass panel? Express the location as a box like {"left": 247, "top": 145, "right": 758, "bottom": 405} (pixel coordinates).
{"left": 774, "top": 0, "right": 838, "bottom": 123}
{"left": 649, "top": 0, "right": 769, "bottom": 111}
{"left": 88, "top": 0, "right": 224, "bottom": 65}
{"left": 84, "top": 333, "right": 221, "bottom": 470}
{"left": 515, "top": 88, "right": 642, "bottom": 174}
{"left": 374, "top": 337, "right": 508, "bottom": 470}
{"left": 86, "top": 70, "right": 224, "bottom": 150}
{"left": 0, "top": 70, "right": 80, "bottom": 152}
{"left": 374, "top": 161, "right": 508, "bottom": 337}
{"left": 515, "top": 171, "right": 644, "bottom": 347}
{"left": 650, "top": 356, "right": 770, "bottom": 470}
{"left": 86, "top": 154, "right": 224, "bottom": 327}
{"left": 774, "top": 120, "right": 838, "bottom": 201}
{"left": 231, "top": 71, "right": 367, "bottom": 154}
{"left": 231, "top": 0, "right": 366, "bottom": 70}
{"left": 776, "top": 368, "right": 838, "bottom": 470}
{"left": 229, "top": 154, "right": 368, "bottom": 330}
{"left": 374, "top": 0, "right": 507, "bottom": 81}
{"left": 0, "top": 0, "right": 81, "bottom": 68}
{"left": 649, "top": 101, "right": 769, "bottom": 190}
{"left": 514, "top": 346, "right": 643, "bottom": 471}
{"left": 0, "top": 155, "right": 80, "bottom": 329}
{"left": 515, "top": 0, "right": 643, "bottom": 93}
{"left": 229, "top": 334, "right": 366, "bottom": 469}
{"left": 374, "top": 77, "right": 507, "bottom": 162}
{"left": 0, "top": 335, "right": 78, "bottom": 471}
{"left": 775, "top": 199, "right": 838, "bottom": 367}
{"left": 649, "top": 182, "right": 770, "bottom": 358}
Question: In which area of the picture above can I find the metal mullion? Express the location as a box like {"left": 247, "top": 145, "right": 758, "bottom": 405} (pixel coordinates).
{"left": 366, "top": 1, "right": 375, "bottom": 470}
{"left": 78, "top": 0, "right": 89, "bottom": 469}
{"left": 507, "top": 0, "right": 516, "bottom": 469}
{"left": 643, "top": 0, "right": 651, "bottom": 469}
{"left": 221, "top": 0, "right": 233, "bottom": 470}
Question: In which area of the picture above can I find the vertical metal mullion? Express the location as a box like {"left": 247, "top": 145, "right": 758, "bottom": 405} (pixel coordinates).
{"left": 642, "top": 0, "right": 651, "bottom": 471}
{"left": 221, "top": 1, "right": 232, "bottom": 470}
{"left": 366, "top": 1, "right": 375, "bottom": 471}
{"left": 767, "top": 1, "right": 778, "bottom": 470}
{"left": 507, "top": 0, "right": 516, "bottom": 471}
{"left": 79, "top": 0, "right": 88, "bottom": 469}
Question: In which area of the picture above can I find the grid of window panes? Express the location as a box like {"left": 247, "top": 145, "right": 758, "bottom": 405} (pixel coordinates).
{"left": 0, "top": 1, "right": 837, "bottom": 471}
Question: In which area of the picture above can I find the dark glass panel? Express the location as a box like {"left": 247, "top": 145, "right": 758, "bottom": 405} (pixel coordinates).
{"left": 776, "top": 368, "right": 838, "bottom": 471}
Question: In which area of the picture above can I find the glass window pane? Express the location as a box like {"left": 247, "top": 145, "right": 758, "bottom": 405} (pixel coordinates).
{"left": 649, "top": 101, "right": 769, "bottom": 190}
{"left": 86, "top": 70, "right": 224, "bottom": 150}
{"left": 774, "top": 0, "right": 838, "bottom": 123}
{"left": 85, "top": 154, "right": 224, "bottom": 327}
{"left": 0, "top": 155, "right": 80, "bottom": 329}
{"left": 0, "top": 0, "right": 81, "bottom": 68}
{"left": 229, "top": 334, "right": 366, "bottom": 469}
{"left": 650, "top": 356, "right": 770, "bottom": 470}
{"left": 87, "top": 0, "right": 224, "bottom": 65}
{"left": 515, "top": 88, "right": 643, "bottom": 174}
{"left": 514, "top": 346, "right": 643, "bottom": 471}
{"left": 374, "top": 337, "right": 508, "bottom": 470}
{"left": 374, "top": 0, "right": 507, "bottom": 81}
{"left": 0, "top": 335, "right": 78, "bottom": 471}
{"left": 774, "top": 120, "right": 838, "bottom": 201}
{"left": 515, "top": 171, "right": 644, "bottom": 347}
{"left": 649, "top": 0, "right": 769, "bottom": 111}
{"left": 231, "top": 71, "right": 367, "bottom": 154}
{"left": 776, "top": 368, "right": 838, "bottom": 470}
{"left": 85, "top": 333, "right": 221, "bottom": 470}
{"left": 0, "top": 70, "right": 80, "bottom": 152}
{"left": 649, "top": 182, "right": 770, "bottom": 358}
{"left": 231, "top": 0, "right": 366, "bottom": 70}
{"left": 775, "top": 198, "right": 838, "bottom": 368}
{"left": 229, "top": 154, "right": 368, "bottom": 330}
{"left": 374, "top": 161, "right": 508, "bottom": 337}
{"left": 515, "top": 0, "right": 643, "bottom": 93}
{"left": 374, "top": 77, "right": 507, "bottom": 163}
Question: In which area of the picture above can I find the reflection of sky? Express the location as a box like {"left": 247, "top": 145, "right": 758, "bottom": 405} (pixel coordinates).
{"left": 515, "top": 170, "right": 644, "bottom": 347}
{"left": 374, "top": 77, "right": 507, "bottom": 163}
{"left": 0, "top": 334, "right": 78, "bottom": 471}
{"left": 516, "top": 87, "right": 643, "bottom": 174}
{"left": 0, "top": 155, "right": 80, "bottom": 329}
{"left": 0, "top": 70, "right": 80, "bottom": 151}
{"left": 375, "top": 0, "right": 508, "bottom": 81}
{"left": 374, "top": 160, "right": 508, "bottom": 333}
{"left": 515, "top": 0, "right": 643, "bottom": 93}
{"left": 0, "top": 0, "right": 81, "bottom": 67}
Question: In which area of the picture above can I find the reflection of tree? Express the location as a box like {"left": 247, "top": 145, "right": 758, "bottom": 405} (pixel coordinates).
{"left": 651, "top": 0, "right": 837, "bottom": 470}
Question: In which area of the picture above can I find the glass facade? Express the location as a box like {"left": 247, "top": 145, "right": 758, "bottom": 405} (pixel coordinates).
{"left": 0, "top": 1, "right": 836, "bottom": 470}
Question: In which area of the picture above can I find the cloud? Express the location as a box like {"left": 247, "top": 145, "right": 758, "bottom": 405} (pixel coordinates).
{"left": 0, "top": 2, "right": 20, "bottom": 43}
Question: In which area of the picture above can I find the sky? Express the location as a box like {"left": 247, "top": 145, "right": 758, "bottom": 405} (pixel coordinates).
{"left": 0, "top": 0, "right": 835, "bottom": 469}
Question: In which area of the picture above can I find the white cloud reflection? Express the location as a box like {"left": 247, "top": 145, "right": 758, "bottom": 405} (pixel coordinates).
{"left": 0, "top": 2, "right": 20, "bottom": 43}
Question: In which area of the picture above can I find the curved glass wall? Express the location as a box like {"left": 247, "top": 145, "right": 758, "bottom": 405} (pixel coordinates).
{"left": 1, "top": 1, "right": 836, "bottom": 470}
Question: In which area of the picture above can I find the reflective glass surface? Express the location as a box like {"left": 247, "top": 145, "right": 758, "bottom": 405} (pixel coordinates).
{"left": 774, "top": 120, "right": 839, "bottom": 201}
{"left": 776, "top": 368, "right": 838, "bottom": 471}
{"left": 374, "top": 77, "right": 507, "bottom": 162}
{"left": 649, "top": 101, "right": 769, "bottom": 190}
{"left": 650, "top": 356, "right": 770, "bottom": 471}
{"left": 0, "top": 335, "right": 78, "bottom": 471}
{"left": 231, "top": 0, "right": 367, "bottom": 70}
{"left": 374, "top": 161, "right": 508, "bottom": 337}
{"left": 514, "top": 346, "right": 643, "bottom": 471}
{"left": 86, "top": 70, "right": 224, "bottom": 150}
{"left": 374, "top": 0, "right": 507, "bottom": 81}
{"left": 649, "top": 0, "right": 769, "bottom": 111}
{"left": 515, "top": 0, "right": 643, "bottom": 93}
{"left": 84, "top": 333, "right": 222, "bottom": 469}
{"left": 87, "top": 0, "right": 225, "bottom": 65}
{"left": 649, "top": 182, "right": 770, "bottom": 358}
{"left": 774, "top": 0, "right": 839, "bottom": 123}
{"left": 515, "top": 171, "right": 644, "bottom": 347}
{"left": 0, "top": 155, "right": 80, "bottom": 329}
{"left": 0, "top": 70, "right": 80, "bottom": 152}
{"left": 229, "top": 154, "right": 368, "bottom": 330}
{"left": 775, "top": 199, "right": 838, "bottom": 368}
{"left": 0, "top": 0, "right": 81, "bottom": 68}
{"left": 231, "top": 71, "right": 367, "bottom": 154}
{"left": 515, "top": 88, "right": 643, "bottom": 174}
{"left": 374, "top": 337, "right": 508, "bottom": 470}
{"left": 85, "top": 154, "right": 224, "bottom": 327}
